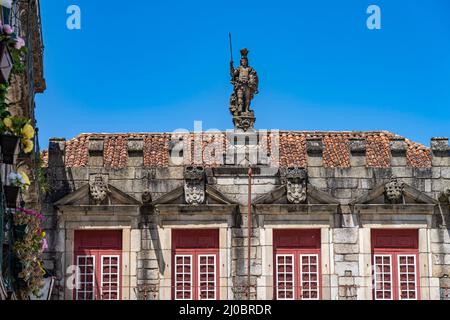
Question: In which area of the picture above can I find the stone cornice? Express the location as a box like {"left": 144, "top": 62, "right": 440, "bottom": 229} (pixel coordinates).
{"left": 254, "top": 204, "right": 338, "bottom": 227}
{"left": 154, "top": 204, "right": 239, "bottom": 226}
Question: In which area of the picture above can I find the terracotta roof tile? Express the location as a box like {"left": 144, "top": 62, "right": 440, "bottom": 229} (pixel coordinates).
{"left": 365, "top": 133, "right": 392, "bottom": 168}
{"left": 57, "top": 131, "right": 433, "bottom": 169}
{"left": 202, "top": 132, "right": 226, "bottom": 167}
{"left": 65, "top": 134, "right": 89, "bottom": 167}
{"left": 144, "top": 134, "right": 169, "bottom": 167}
{"left": 406, "top": 140, "right": 432, "bottom": 168}
{"left": 322, "top": 134, "right": 351, "bottom": 168}
{"left": 104, "top": 135, "right": 128, "bottom": 168}
{"left": 279, "top": 133, "right": 307, "bottom": 167}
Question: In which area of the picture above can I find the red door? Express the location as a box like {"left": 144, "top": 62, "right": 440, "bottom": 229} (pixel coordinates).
{"left": 74, "top": 230, "right": 122, "bottom": 300}
{"left": 172, "top": 229, "right": 219, "bottom": 300}
{"left": 273, "top": 229, "right": 321, "bottom": 300}
{"left": 371, "top": 229, "right": 420, "bottom": 300}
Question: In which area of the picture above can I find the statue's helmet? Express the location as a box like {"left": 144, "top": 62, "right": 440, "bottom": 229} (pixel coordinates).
{"left": 240, "top": 48, "right": 249, "bottom": 64}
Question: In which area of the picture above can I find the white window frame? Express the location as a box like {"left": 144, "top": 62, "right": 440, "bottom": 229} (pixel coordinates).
{"left": 174, "top": 254, "right": 193, "bottom": 301}
{"left": 275, "top": 254, "right": 295, "bottom": 300}
{"left": 299, "top": 254, "right": 320, "bottom": 300}
{"left": 397, "top": 254, "right": 417, "bottom": 301}
{"left": 197, "top": 254, "right": 216, "bottom": 300}
{"left": 373, "top": 254, "right": 393, "bottom": 301}
{"left": 76, "top": 255, "right": 95, "bottom": 301}
{"left": 100, "top": 255, "right": 120, "bottom": 301}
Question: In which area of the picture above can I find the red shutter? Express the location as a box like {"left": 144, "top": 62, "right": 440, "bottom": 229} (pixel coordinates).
{"left": 273, "top": 229, "right": 321, "bottom": 300}
{"left": 371, "top": 229, "right": 419, "bottom": 300}
{"left": 172, "top": 229, "right": 219, "bottom": 300}
{"left": 74, "top": 230, "right": 122, "bottom": 300}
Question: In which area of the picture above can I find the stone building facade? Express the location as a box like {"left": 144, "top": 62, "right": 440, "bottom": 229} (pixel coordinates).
{"left": 0, "top": 0, "right": 45, "bottom": 299}
{"left": 42, "top": 130, "right": 450, "bottom": 300}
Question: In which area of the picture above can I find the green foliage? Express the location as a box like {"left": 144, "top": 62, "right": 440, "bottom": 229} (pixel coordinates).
{"left": 34, "top": 154, "right": 52, "bottom": 195}
{"left": 0, "top": 33, "right": 27, "bottom": 117}
{"left": 13, "top": 209, "right": 46, "bottom": 299}
{"left": 0, "top": 115, "right": 30, "bottom": 135}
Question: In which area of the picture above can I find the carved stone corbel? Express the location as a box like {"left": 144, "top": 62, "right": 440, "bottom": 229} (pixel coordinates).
{"left": 89, "top": 174, "right": 110, "bottom": 204}
{"left": 281, "top": 167, "right": 307, "bottom": 204}
{"left": 142, "top": 190, "right": 153, "bottom": 205}
{"left": 384, "top": 176, "right": 404, "bottom": 204}
{"left": 184, "top": 166, "right": 205, "bottom": 205}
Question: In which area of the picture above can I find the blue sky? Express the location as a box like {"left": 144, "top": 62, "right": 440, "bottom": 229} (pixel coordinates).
{"left": 36, "top": 0, "right": 450, "bottom": 148}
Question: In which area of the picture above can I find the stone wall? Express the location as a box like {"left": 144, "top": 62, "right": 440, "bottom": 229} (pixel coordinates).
{"left": 43, "top": 135, "right": 450, "bottom": 299}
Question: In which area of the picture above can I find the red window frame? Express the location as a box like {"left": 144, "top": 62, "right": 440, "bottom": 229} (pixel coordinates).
{"left": 371, "top": 229, "right": 420, "bottom": 300}
{"left": 73, "top": 230, "right": 122, "bottom": 300}
{"left": 273, "top": 229, "right": 322, "bottom": 300}
{"left": 172, "top": 229, "right": 220, "bottom": 300}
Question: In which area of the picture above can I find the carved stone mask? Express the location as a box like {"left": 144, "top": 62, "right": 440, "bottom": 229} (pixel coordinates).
{"left": 89, "top": 175, "right": 110, "bottom": 204}
{"left": 283, "top": 167, "right": 308, "bottom": 204}
{"left": 385, "top": 176, "right": 404, "bottom": 204}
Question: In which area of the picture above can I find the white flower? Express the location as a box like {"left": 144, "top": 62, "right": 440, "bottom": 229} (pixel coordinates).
{"left": 8, "top": 172, "right": 25, "bottom": 187}
{"left": 0, "top": 1, "right": 12, "bottom": 9}
{"left": 8, "top": 172, "right": 18, "bottom": 183}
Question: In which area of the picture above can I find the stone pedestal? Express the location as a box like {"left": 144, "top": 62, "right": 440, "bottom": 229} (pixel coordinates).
{"left": 233, "top": 111, "right": 256, "bottom": 132}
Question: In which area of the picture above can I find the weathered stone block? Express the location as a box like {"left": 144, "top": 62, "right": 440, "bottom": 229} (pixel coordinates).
{"left": 338, "top": 276, "right": 355, "bottom": 286}
{"left": 445, "top": 254, "right": 450, "bottom": 265}
{"left": 155, "top": 167, "right": 184, "bottom": 180}
{"left": 442, "top": 168, "right": 450, "bottom": 179}
{"left": 232, "top": 237, "right": 260, "bottom": 247}
{"left": 138, "top": 260, "right": 159, "bottom": 269}
{"left": 432, "top": 243, "right": 450, "bottom": 254}
{"left": 334, "top": 244, "right": 359, "bottom": 254}
{"left": 391, "top": 167, "right": 412, "bottom": 178}
{"left": 344, "top": 254, "right": 359, "bottom": 262}
{"left": 327, "top": 178, "right": 359, "bottom": 189}
{"left": 109, "top": 179, "right": 133, "bottom": 193}
{"left": 308, "top": 167, "right": 327, "bottom": 178}
{"left": 70, "top": 167, "right": 89, "bottom": 181}
{"left": 333, "top": 229, "right": 359, "bottom": 244}
{"left": 108, "top": 168, "right": 136, "bottom": 180}
{"left": 130, "top": 229, "right": 141, "bottom": 252}
{"left": 331, "top": 189, "right": 352, "bottom": 199}
{"left": 216, "top": 177, "right": 235, "bottom": 185}
{"left": 233, "top": 247, "right": 258, "bottom": 260}
{"left": 391, "top": 157, "right": 407, "bottom": 167}
{"left": 137, "top": 269, "right": 159, "bottom": 280}
{"left": 350, "top": 156, "right": 366, "bottom": 168}
{"left": 432, "top": 265, "right": 450, "bottom": 278}
{"left": 332, "top": 167, "right": 373, "bottom": 179}
{"left": 309, "top": 178, "right": 327, "bottom": 189}
{"left": 148, "top": 179, "right": 183, "bottom": 193}
{"left": 307, "top": 156, "right": 323, "bottom": 167}
{"left": 138, "top": 250, "right": 158, "bottom": 260}
{"left": 358, "top": 179, "right": 373, "bottom": 190}
{"left": 433, "top": 254, "right": 445, "bottom": 265}
{"left": 335, "top": 262, "right": 359, "bottom": 276}
{"left": 431, "top": 229, "right": 450, "bottom": 244}
{"left": 128, "top": 155, "right": 144, "bottom": 167}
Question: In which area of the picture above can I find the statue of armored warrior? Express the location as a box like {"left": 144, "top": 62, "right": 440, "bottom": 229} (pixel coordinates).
{"left": 230, "top": 48, "right": 259, "bottom": 115}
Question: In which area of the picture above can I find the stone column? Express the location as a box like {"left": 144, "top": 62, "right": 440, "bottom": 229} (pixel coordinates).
{"left": 333, "top": 228, "right": 360, "bottom": 300}
{"left": 231, "top": 208, "right": 261, "bottom": 300}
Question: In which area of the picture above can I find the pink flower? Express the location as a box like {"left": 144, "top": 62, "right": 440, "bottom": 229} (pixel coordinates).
{"left": 17, "top": 207, "right": 45, "bottom": 221}
{"left": 3, "top": 24, "right": 13, "bottom": 35}
{"left": 14, "top": 37, "right": 25, "bottom": 50}
{"left": 41, "top": 237, "right": 48, "bottom": 252}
